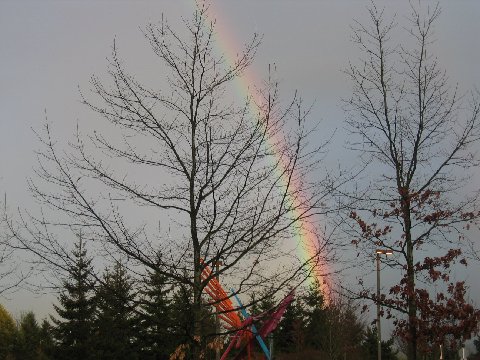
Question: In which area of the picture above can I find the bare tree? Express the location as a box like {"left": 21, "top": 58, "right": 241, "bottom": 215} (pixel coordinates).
{"left": 0, "top": 196, "right": 30, "bottom": 296}
{"left": 7, "top": 6, "right": 337, "bottom": 358}
{"left": 342, "top": 3, "right": 480, "bottom": 360}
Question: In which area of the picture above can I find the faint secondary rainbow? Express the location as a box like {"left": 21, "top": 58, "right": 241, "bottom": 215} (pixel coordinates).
{"left": 193, "top": 0, "right": 330, "bottom": 297}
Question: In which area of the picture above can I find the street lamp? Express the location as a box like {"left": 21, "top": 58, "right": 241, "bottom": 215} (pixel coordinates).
{"left": 376, "top": 249, "right": 393, "bottom": 360}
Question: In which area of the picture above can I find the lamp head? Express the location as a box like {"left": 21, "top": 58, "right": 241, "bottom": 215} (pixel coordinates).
{"left": 375, "top": 249, "right": 393, "bottom": 255}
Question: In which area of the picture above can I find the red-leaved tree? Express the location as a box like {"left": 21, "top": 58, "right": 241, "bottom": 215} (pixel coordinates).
{"left": 387, "top": 249, "right": 479, "bottom": 355}
{"left": 343, "top": 3, "right": 480, "bottom": 360}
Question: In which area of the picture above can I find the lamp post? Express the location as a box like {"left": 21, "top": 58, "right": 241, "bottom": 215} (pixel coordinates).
{"left": 376, "top": 249, "right": 393, "bottom": 360}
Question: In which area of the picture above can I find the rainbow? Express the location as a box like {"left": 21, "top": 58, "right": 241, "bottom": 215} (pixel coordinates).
{"left": 192, "top": 0, "right": 330, "bottom": 297}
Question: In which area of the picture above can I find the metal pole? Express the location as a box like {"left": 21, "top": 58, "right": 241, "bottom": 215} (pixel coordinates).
{"left": 377, "top": 253, "right": 382, "bottom": 360}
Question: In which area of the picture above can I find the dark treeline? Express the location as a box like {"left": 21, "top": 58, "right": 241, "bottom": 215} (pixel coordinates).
{"left": 0, "top": 239, "right": 398, "bottom": 360}
{"left": 2, "top": 237, "right": 478, "bottom": 359}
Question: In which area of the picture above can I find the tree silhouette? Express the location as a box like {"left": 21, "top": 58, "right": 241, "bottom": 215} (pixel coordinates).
{"left": 51, "top": 237, "right": 96, "bottom": 360}
{"left": 362, "top": 326, "right": 397, "bottom": 360}
{"left": 9, "top": 5, "right": 337, "bottom": 358}
{"left": 343, "top": 3, "right": 480, "bottom": 359}
{"left": 136, "top": 268, "right": 175, "bottom": 359}
{"left": 94, "top": 262, "right": 140, "bottom": 360}
{"left": 15, "top": 312, "right": 42, "bottom": 360}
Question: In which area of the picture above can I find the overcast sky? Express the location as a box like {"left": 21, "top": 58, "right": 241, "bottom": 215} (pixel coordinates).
{"left": 1, "top": 0, "right": 480, "bottom": 338}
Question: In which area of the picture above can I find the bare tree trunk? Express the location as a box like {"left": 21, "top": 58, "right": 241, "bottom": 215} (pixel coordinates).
{"left": 398, "top": 187, "right": 418, "bottom": 360}
{"left": 403, "top": 198, "right": 417, "bottom": 360}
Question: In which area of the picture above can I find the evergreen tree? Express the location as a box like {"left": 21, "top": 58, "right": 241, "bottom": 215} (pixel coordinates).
{"left": 169, "top": 283, "right": 195, "bottom": 358}
{"left": 14, "top": 312, "right": 53, "bottom": 360}
{"left": 362, "top": 326, "right": 397, "bottom": 360}
{"left": 277, "top": 297, "right": 305, "bottom": 354}
{"left": 38, "top": 319, "right": 54, "bottom": 360}
{"left": 167, "top": 282, "right": 217, "bottom": 359}
{"left": 246, "top": 289, "right": 278, "bottom": 356}
{"left": 0, "top": 304, "right": 17, "bottom": 359}
{"left": 303, "top": 281, "right": 328, "bottom": 351}
{"left": 257, "top": 292, "right": 276, "bottom": 314}
{"left": 137, "top": 269, "right": 174, "bottom": 359}
{"left": 199, "top": 298, "right": 216, "bottom": 359}
{"left": 51, "top": 236, "right": 96, "bottom": 360}
{"left": 248, "top": 293, "right": 261, "bottom": 316}
{"left": 15, "top": 311, "right": 41, "bottom": 360}
{"left": 93, "top": 262, "right": 140, "bottom": 360}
